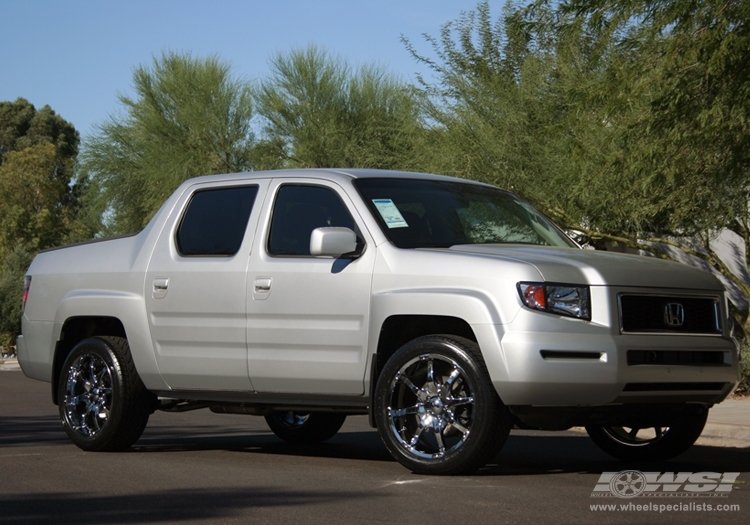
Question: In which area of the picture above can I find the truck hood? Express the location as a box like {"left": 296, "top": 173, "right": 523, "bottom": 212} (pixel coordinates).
{"left": 446, "top": 245, "right": 723, "bottom": 290}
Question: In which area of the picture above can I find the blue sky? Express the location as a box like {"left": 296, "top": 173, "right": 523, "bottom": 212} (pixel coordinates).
{"left": 1, "top": 0, "right": 490, "bottom": 137}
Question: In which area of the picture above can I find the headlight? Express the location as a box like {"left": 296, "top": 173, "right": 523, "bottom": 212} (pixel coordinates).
{"left": 517, "top": 282, "right": 591, "bottom": 320}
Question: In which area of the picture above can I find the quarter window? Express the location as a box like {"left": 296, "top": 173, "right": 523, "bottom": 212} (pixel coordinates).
{"left": 177, "top": 186, "right": 258, "bottom": 256}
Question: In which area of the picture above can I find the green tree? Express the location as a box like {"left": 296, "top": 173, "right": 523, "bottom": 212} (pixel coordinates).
{"left": 553, "top": 0, "right": 750, "bottom": 310}
{"left": 0, "top": 98, "right": 78, "bottom": 164}
{"left": 0, "top": 245, "right": 34, "bottom": 346}
{"left": 79, "top": 51, "right": 257, "bottom": 235}
{"left": 407, "top": 1, "right": 750, "bottom": 321}
{"left": 402, "top": 2, "right": 606, "bottom": 217}
{"left": 0, "top": 98, "right": 80, "bottom": 345}
{"left": 256, "top": 45, "right": 422, "bottom": 169}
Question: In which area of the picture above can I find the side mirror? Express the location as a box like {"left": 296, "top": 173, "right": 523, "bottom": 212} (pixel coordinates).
{"left": 310, "top": 227, "right": 358, "bottom": 257}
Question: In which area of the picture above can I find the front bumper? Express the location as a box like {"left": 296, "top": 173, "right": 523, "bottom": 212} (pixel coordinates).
{"left": 474, "top": 310, "right": 740, "bottom": 408}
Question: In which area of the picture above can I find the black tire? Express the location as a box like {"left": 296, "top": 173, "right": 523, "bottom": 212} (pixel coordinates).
{"left": 58, "top": 336, "right": 154, "bottom": 451}
{"left": 265, "top": 411, "right": 347, "bottom": 443}
{"left": 373, "top": 335, "right": 511, "bottom": 475}
{"left": 585, "top": 412, "right": 708, "bottom": 462}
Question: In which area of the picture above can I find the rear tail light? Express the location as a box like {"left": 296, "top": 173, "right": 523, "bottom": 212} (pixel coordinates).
{"left": 22, "top": 276, "right": 31, "bottom": 314}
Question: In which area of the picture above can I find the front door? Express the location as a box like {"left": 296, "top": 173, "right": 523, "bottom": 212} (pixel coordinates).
{"left": 246, "top": 180, "right": 375, "bottom": 395}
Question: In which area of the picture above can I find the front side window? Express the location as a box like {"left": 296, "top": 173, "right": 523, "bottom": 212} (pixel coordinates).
{"left": 268, "top": 185, "right": 357, "bottom": 256}
{"left": 354, "top": 178, "right": 576, "bottom": 249}
{"left": 177, "top": 186, "right": 258, "bottom": 256}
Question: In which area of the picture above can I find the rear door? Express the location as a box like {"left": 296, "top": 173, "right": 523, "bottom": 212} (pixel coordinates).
{"left": 145, "top": 180, "right": 268, "bottom": 390}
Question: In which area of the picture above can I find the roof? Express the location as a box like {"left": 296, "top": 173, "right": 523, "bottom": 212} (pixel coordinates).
{"left": 181, "top": 167, "right": 493, "bottom": 189}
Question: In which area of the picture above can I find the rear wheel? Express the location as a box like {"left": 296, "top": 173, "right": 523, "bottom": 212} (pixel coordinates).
{"left": 586, "top": 412, "right": 707, "bottom": 461}
{"left": 58, "top": 336, "right": 154, "bottom": 451}
{"left": 264, "top": 411, "right": 347, "bottom": 443}
{"left": 374, "top": 335, "right": 510, "bottom": 475}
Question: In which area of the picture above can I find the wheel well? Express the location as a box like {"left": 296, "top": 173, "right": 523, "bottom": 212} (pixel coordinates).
{"left": 373, "top": 315, "right": 476, "bottom": 384}
{"left": 52, "top": 316, "right": 127, "bottom": 405}
{"left": 367, "top": 315, "right": 477, "bottom": 427}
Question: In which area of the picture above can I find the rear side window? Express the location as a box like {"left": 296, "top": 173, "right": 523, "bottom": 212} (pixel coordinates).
{"left": 177, "top": 186, "right": 259, "bottom": 256}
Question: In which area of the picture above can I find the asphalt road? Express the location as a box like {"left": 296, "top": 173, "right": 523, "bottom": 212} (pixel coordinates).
{"left": 1, "top": 369, "right": 748, "bottom": 525}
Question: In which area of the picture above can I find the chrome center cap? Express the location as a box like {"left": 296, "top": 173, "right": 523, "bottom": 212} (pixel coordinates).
{"left": 428, "top": 396, "right": 444, "bottom": 414}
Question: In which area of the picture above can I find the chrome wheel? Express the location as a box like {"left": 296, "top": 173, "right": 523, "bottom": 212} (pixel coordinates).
{"left": 386, "top": 353, "right": 475, "bottom": 460}
{"left": 601, "top": 426, "right": 668, "bottom": 447}
{"left": 58, "top": 337, "right": 154, "bottom": 451}
{"left": 375, "top": 336, "right": 509, "bottom": 474}
{"left": 586, "top": 410, "right": 707, "bottom": 461}
{"left": 273, "top": 411, "right": 310, "bottom": 428}
{"left": 264, "top": 411, "right": 347, "bottom": 443}
{"left": 62, "top": 351, "right": 113, "bottom": 438}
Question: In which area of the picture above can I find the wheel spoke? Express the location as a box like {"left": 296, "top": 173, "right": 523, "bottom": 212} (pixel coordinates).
{"left": 426, "top": 358, "right": 435, "bottom": 385}
{"left": 450, "top": 420, "right": 470, "bottom": 438}
{"left": 444, "top": 368, "right": 461, "bottom": 389}
{"left": 445, "top": 395, "right": 473, "bottom": 408}
{"left": 396, "top": 372, "right": 422, "bottom": 397}
{"left": 94, "top": 365, "right": 108, "bottom": 385}
{"left": 628, "top": 427, "right": 640, "bottom": 439}
{"left": 408, "top": 425, "right": 425, "bottom": 448}
{"left": 434, "top": 428, "right": 446, "bottom": 457}
{"left": 87, "top": 359, "right": 97, "bottom": 382}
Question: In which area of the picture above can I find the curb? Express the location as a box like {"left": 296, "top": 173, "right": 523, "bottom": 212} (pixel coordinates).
{"left": 0, "top": 358, "right": 20, "bottom": 371}
{"left": 697, "top": 422, "right": 750, "bottom": 449}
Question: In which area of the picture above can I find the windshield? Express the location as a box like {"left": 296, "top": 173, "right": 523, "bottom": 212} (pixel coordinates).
{"left": 354, "top": 178, "right": 576, "bottom": 249}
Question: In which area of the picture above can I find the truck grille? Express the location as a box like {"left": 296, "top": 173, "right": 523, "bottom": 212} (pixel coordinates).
{"left": 619, "top": 294, "right": 721, "bottom": 334}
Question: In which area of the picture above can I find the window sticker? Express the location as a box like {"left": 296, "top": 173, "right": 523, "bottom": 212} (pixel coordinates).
{"left": 372, "top": 199, "right": 409, "bottom": 229}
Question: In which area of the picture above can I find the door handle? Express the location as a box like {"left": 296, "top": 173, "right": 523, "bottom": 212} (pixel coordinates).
{"left": 152, "top": 278, "right": 169, "bottom": 299}
{"left": 153, "top": 278, "right": 169, "bottom": 291}
{"left": 253, "top": 277, "right": 272, "bottom": 300}
{"left": 254, "top": 278, "right": 272, "bottom": 292}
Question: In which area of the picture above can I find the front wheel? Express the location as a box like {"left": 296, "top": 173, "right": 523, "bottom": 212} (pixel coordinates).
{"left": 374, "top": 335, "right": 510, "bottom": 475}
{"left": 58, "top": 336, "right": 154, "bottom": 451}
{"left": 264, "top": 411, "right": 347, "bottom": 443}
{"left": 585, "top": 412, "right": 707, "bottom": 461}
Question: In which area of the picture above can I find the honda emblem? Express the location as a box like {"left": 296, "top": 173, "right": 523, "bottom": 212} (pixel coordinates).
{"left": 664, "top": 303, "right": 685, "bottom": 327}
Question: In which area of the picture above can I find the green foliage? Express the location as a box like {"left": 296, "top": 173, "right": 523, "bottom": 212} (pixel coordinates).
{"left": 559, "top": 0, "right": 750, "bottom": 234}
{"left": 256, "top": 45, "right": 421, "bottom": 170}
{"left": 0, "top": 98, "right": 78, "bottom": 164}
{"left": 0, "top": 143, "right": 68, "bottom": 251}
{"left": 0, "top": 99, "right": 82, "bottom": 253}
{"left": 403, "top": 2, "right": 604, "bottom": 217}
{"left": 79, "top": 51, "right": 257, "bottom": 235}
{"left": 0, "top": 245, "right": 34, "bottom": 346}
{"left": 739, "top": 343, "right": 750, "bottom": 395}
{"left": 404, "top": 1, "right": 750, "bottom": 310}
{"left": 0, "top": 98, "right": 80, "bottom": 345}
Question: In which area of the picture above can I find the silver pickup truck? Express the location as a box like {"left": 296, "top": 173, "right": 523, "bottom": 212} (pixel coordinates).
{"left": 17, "top": 169, "right": 740, "bottom": 474}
